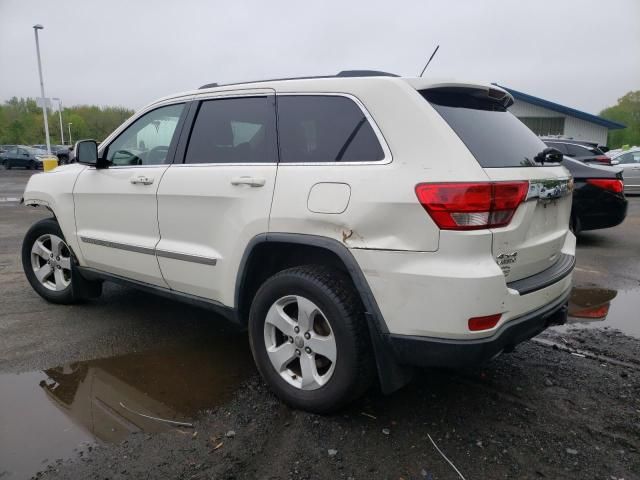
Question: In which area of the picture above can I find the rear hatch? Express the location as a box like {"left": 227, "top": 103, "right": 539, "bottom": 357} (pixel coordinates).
{"left": 422, "top": 86, "right": 573, "bottom": 282}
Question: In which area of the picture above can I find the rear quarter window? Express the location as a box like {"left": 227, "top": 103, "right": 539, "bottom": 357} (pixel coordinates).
{"left": 423, "top": 90, "right": 547, "bottom": 168}
{"left": 277, "top": 95, "right": 384, "bottom": 163}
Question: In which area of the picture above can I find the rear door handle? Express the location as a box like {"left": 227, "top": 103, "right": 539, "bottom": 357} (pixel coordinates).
{"left": 230, "top": 176, "right": 266, "bottom": 187}
{"left": 130, "top": 175, "right": 154, "bottom": 185}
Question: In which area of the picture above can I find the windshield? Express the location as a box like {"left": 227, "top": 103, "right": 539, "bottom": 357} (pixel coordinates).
{"left": 422, "top": 89, "right": 548, "bottom": 168}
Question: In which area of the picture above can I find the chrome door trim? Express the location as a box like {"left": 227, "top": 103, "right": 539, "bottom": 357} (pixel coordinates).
{"left": 80, "top": 236, "right": 218, "bottom": 266}
{"left": 155, "top": 249, "right": 218, "bottom": 266}
{"left": 80, "top": 236, "right": 155, "bottom": 255}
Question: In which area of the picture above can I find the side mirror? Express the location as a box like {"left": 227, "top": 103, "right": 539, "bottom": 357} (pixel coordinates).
{"left": 611, "top": 160, "right": 620, "bottom": 165}
{"left": 600, "top": 146, "right": 610, "bottom": 153}
{"left": 75, "top": 140, "right": 100, "bottom": 166}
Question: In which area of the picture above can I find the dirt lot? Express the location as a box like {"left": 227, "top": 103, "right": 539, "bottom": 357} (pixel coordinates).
{"left": 1, "top": 169, "right": 639, "bottom": 480}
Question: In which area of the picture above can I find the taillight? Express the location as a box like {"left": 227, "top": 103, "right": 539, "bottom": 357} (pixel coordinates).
{"left": 468, "top": 313, "right": 502, "bottom": 331}
{"left": 415, "top": 181, "right": 529, "bottom": 230}
{"left": 586, "top": 178, "right": 624, "bottom": 193}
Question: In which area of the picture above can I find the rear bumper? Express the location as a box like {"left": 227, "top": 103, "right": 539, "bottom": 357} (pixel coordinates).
{"left": 385, "top": 289, "right": 569, "bottom": 368}
{"left": 574, "top": 187, "right": 627, "bottom": 231}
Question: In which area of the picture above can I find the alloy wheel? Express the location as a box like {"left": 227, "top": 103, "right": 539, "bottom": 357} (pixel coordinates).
{"left": 30, "top": 233, "right": 72, "bottom": 291}
{"left": 263, "top": 295, "right": 337, "bottom": 390}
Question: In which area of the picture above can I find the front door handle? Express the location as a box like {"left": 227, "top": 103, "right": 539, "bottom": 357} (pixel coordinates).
{"left": 230, "top": 176, "right": 266, "bottom": 187}
{"left": 130, "top": 175, "right": 154, "bottom": 185}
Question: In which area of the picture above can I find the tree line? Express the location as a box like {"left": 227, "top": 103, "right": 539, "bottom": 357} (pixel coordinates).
{"left": 0, "top": 97, "right": 133, "bottom": 145}
{"left": 600, "top": 91, "right": 640, "bottom": 149}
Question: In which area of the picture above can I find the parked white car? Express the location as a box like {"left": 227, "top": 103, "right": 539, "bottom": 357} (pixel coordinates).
{"left": 21, "top": 72, "right": 575, "bottom": 412}
{"left": 609, "top": 147, "right": 640, "bottom": 194}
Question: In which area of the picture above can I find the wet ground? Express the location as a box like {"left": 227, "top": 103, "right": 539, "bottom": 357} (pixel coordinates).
{"left": 1, "top": 169, "right": 639, "bottom": 479}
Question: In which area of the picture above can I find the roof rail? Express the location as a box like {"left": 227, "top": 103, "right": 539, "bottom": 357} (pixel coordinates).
{"left": 336, "top": 70, "right": 399, "bottom": 77}
{"left": 198, "top": 70, "right": 399, "bottom": 90}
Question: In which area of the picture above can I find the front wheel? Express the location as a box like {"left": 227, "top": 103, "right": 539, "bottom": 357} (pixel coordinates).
{"left": 248, "top": 265, "right": 374, "bottom": 413}
{"left": 22, "top": 218, "right": 101, "bottom": 304}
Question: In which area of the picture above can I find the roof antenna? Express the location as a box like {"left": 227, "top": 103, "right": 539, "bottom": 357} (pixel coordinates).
{"left": 420, "top": 45, "right": 440, "bottom": 77}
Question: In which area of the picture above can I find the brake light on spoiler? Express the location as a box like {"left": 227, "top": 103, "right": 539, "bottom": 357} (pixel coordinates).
{"left": 415, "top": 181, "right": 529, "bottom": 230}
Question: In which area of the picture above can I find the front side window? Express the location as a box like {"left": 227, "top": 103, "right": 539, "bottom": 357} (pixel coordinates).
{"left": 105, "top": 103, "right": 184, "bottom": 166}
{"left": 277, "top": 96, "right": 384, "bottom": 163}
{"left": 184, "top": 96, "right": 277, "bottom": 164}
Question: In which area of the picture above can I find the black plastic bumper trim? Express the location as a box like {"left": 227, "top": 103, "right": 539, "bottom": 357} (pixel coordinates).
{"left": 506, "top": 253, "right": 575, "bottom": 295}
{"left": 385, "top": 289, "right": 570, "bottom": 368}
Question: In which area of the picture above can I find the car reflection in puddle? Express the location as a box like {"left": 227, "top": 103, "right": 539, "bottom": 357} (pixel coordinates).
{"left": 568, "top": 287, "right": 617, "bottom": 322}
{"left": 0, "top": 336, "right": 254, "bottom": 479}
{"left": 556, "top": 286, "right": 640, "bottom": 339}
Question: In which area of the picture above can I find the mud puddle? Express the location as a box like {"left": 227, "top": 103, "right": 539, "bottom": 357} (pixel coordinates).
{"left": 0, "top": 335, "right": 254, "bottom": 479}
{"left": 554, "top": 285, "right": 640, "bottom": 338}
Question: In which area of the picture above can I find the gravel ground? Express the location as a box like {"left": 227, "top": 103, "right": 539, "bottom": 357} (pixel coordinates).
{"left": 35, "top": 337, "right": 640, "bottom": 480}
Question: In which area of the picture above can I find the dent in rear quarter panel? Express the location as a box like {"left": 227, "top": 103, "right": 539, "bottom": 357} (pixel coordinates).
{"left": 22, "top": 164, "right": 87, "bottom": 264}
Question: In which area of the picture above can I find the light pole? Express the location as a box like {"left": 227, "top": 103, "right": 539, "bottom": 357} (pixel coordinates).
{"left": 33, "top": 24, "right": 51, "bottom": 155}
{"left": 52, "top": 97, "right": 64, "bottom": 145}
{"left": 68, "top": 123, "right": 73, "bottom": 145}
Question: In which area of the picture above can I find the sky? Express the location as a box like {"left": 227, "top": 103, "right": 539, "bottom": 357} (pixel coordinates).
{"left": 0, "top": 0, "right": 638, "bottom": 114}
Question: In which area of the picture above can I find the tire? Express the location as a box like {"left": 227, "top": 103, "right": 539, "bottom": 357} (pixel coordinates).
{"left": 22, "top": 218, "right": 101, "bottom": 304}
{"left": 248, "top": 265, "right": 374, "bottom": 413}
{"left": 28, "top": 160, "right": 35, "bottom": 170}
{"left": 570, "top": 214, "right": 581, "bottom": 236}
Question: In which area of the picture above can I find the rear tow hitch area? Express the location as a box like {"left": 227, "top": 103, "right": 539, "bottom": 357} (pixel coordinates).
{"left": 546, "top": 302, "right": 569, "bottom": 326}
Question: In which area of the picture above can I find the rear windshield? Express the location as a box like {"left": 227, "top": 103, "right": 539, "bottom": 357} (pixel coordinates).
{"left": 423, "top": 90, "right": 548, "bottom": 168}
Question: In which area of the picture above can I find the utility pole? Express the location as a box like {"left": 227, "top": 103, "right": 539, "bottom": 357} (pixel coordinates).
{"left": 68, "top": 123, "right": 73, "bottom": 144}
{"left": 33, "top": 24, "right": 51, "bottom": 155}
{"left": 53, "top": 97, "right": 64, "bottom": 144}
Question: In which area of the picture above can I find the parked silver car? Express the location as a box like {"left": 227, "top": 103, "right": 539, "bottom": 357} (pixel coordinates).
{"left": 610, "top": 148, "right": 640, "bottom": 194}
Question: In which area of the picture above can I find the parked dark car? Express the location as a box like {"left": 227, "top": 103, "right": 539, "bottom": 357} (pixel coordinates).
{"left": 31, "top": 144, "right": 72, "bottom": 164}
{"left": 0, "top": 144, "right": 17, "bottom": 154}
{"left": 561, "top": 156, "right": 627, "bottom": 233}
{"left": 543, "top": 137, "right": 613, "bottom": 165}
{"left": 0, "top": 146, "right": 47, "bottom": 169}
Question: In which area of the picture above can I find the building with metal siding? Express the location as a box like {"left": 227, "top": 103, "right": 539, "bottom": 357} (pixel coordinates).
{"left": 495, "top": 85, "right": 626, "bottom": 146}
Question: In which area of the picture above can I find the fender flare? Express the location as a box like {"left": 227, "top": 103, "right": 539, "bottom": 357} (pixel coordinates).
{"left": 235, "top": 233, "right": 412, "bottom": 393}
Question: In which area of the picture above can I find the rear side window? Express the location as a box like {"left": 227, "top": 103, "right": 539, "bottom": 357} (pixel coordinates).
{"left": 423, "top": 89, "right": 548, "bottom": 168}
{"left": 564, "top": 144, "right": 592, "bottom": 157}
{"left": 185, "top": 96, "right": 277, "bottom": 164}
{"left": 545, "top": 142, "right": 568, "bottom": 154}
{"left": 277, "top": 96, "right": 384, "bottom": 163}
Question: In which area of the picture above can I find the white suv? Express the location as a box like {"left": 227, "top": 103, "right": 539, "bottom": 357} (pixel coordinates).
{"left": 21, "top": 72, "right": 575, "bottom": 412}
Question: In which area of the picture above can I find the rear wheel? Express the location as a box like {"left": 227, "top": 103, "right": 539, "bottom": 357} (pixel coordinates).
{"left": 570, "top": 214, "right": 581, "bottom": 235}
{"left": 248, "top": 265, "right": 374, "bottom": 413}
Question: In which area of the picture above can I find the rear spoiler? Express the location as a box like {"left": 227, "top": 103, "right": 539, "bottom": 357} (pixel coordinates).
{"left": 405, "top": 80, "right": 514, "bottom": 108}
